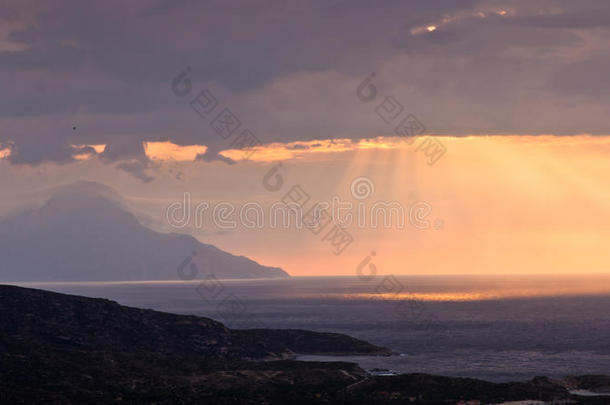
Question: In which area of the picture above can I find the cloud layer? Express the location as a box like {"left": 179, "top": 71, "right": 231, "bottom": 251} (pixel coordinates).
{"left": 2, "top": 0, "right": 610, "bottom": 179}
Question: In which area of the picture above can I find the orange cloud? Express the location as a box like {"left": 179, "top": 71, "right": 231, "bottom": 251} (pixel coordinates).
{"left": 221, "top": 137, "right": 410, "bottom": 162}
{"left": 72, "top": 144, "right": 106, "bottom": 161}
{"left": 144, "top": 141, "right": 207, "bottom": 161}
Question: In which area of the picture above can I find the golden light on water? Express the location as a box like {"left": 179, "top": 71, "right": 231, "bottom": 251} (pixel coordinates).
{"left": 325, "top": 275, "right": 610, "bottom": 301}
{"left": 342, "top": 286, "right": 610, "bottom": 302}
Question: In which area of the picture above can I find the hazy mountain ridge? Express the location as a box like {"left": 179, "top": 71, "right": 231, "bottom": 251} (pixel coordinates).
{"left": 0, "top": 181, "right": 289, "bottom": 281}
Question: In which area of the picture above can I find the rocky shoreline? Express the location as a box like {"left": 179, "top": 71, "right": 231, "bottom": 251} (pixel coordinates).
{"left": 1, "top": 284, "right": 608, "bottom": 404}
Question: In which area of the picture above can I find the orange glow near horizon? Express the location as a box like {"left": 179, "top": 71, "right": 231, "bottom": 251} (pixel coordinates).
{"left": 3, "top": 134, "right": 609, "bottom": 277}
{"left": 87, "top": 134, "right": 610, "bottom": 165}
{"left": 221, "top": 137, "right": 410, "bottom": 162}
{"left": 224, "top": 134, "right": 610, "bottom": 277}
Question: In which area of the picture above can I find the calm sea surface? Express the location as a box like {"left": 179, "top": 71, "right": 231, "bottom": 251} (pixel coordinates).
{"left": 17, "top": 275, "right": 610, "bottom": 382}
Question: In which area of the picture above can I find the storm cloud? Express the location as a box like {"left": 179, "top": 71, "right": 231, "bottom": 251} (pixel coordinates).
{"left": 1, "top": 0, "right": 610, "bottom": 179}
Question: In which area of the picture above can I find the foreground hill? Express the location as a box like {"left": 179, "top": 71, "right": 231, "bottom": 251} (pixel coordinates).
{"left": 1, "top": 284, "right": 608, "bottom": 404}
{"left": 0, "top": 284, "right": 390, "bottom": 360}
{"left": 0, "top": 181, "right": 288, "bottom": 281}
{"left": 0, "top": 284, "right": 389, "bottom": 404}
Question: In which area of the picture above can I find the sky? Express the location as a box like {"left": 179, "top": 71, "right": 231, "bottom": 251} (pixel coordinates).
{"left": 1, "top": 0, "right": 609, "bottom": 276}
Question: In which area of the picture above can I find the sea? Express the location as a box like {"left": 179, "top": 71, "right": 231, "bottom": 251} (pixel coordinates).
{"left": 16, "top": 275, "right": 610, "bottom": 383}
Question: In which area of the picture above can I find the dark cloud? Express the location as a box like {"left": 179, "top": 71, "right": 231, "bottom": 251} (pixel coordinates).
{"left": 100, "top": 138, "right": 147, "bottom": 162}
{"left": 510, "top": 6, "right": 610, "bottom": 29}
{"left": 115, "top": 159, "right": 156, "bottom": 183}
{"left": 195, "top": 150, "right": 236, "bottom": 165}
{"left": 286, "top": 144, "right": 310, "bottom": 150}
{"left": 6, "top": 137, "right": 75, "bottom": 165}
{"left": 548, "top": 54, "right": 610, "bottom": 99}
{"left": 99, "top": 138, "right": 158, "bottom": 181}
{"left": 1, "top": 0, "right": 610, "bottom": 179}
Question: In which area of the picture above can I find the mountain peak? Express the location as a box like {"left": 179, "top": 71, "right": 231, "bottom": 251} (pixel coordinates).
{"left": 46, "top": 180, "right": 127, "bottom": 207}
{"left": 0, "top": 181, "right": 289, "bottom": 282}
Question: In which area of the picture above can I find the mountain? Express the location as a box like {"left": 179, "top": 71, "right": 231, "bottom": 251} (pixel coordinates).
{"left": 0, "top": 181, "right": 289, "bottom": 281}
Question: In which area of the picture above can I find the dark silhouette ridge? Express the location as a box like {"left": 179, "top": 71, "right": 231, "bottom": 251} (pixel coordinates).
{"left": 1, "top": 284, "right": 608, "bottom": 404}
